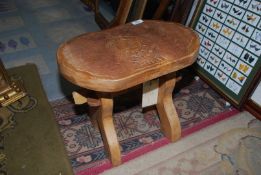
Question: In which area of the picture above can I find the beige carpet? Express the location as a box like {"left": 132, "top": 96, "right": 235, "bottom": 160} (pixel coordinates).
{"left": 101, "top": 111, "right": 260, "bottom": 175}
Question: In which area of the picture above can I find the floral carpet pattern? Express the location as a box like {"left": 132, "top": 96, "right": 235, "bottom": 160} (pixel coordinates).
{"left": 51, "top": 79, "right": 238, "bottom": 174}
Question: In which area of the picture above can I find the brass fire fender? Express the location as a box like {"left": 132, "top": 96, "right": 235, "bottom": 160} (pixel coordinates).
{"left": 0, "top": 59, "right": 26, "bottom": 107}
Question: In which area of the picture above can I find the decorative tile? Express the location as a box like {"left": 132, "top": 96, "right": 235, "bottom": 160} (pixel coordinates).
{"left": 226, "top": 79, "right": 241, "bottom": 95}
{"left": 218, "top": 0, "right": 233, "bottom": 13}
{"left": 252, "top": 29, "right": 261, "bottom": 44}
{"left": 248, "top": 0, "right": 261, "bottom": 14}
{"left": 219, "top": 61, "right": 233, "bottom": 76}
{"left": 197, "top": 56, "right": 206, "bottom": 67}
{"left": 246, "top": 40, "right": 261, "bottom": 57}
{"left": 240, "top": 50, "right": 258, "bottom": 67}
{"left": 215, "top": 69, "right": 229, "bottom": 84}
{"left": 0, "top": 33, "right": 36, "bottom": 55}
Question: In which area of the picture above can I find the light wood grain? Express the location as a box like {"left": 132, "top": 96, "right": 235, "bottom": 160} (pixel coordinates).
{"left": 97, "top": 96, "right": 121, "bottom": 166}
{"left": 72, "top": 91, "right": 100, "bottom": 106}
{"left": 57, "top": 20, "right": 199, "bottom": 93}
{"left": 156, "top": 72, "right": 181, "bottom": 141}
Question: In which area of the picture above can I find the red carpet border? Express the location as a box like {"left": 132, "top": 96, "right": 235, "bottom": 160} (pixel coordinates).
{"left": 51, "top": 79, "right": 238, "bottom": 175}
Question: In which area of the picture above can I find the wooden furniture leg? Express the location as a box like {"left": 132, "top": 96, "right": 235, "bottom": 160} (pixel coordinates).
{"left": 153, "top": 0, "right": 171, "bottom": 19}
{"left": 94, "top": 0, "right": 133, "bottom": 29}
{"left": 129, "top": 0, "right": 148, "bottom": 21}
{"left": 96, "top": 96, "right": 121, "bottom": 166}
{"left": 156, "top": 72, "right": 181, "bottom": 142}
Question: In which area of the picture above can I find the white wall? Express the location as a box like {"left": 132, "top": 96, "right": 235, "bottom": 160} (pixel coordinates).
{"left": 185, "top": 0, "right": 199, "bottom": 26}
{"left": 251, "top": 81, "right": 261, "bottom": 107}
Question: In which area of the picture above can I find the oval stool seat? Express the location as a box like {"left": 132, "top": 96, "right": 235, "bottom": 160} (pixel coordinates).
{"left": 57, "top": 20, "right": 200, "bottom": 166}
{"left": 57, "top": 20, "right": 199, "bottom": 92}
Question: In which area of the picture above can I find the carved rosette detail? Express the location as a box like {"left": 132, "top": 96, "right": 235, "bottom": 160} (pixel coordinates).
{"left": 106, "top": 36, "right": 167, "bottom": 68}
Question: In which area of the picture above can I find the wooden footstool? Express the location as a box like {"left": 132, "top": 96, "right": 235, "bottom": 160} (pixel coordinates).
{"left": 57, "top": 20, "right": 199, "bottom": 166}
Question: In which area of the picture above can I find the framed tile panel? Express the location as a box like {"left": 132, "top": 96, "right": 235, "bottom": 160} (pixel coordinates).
{"left": 190, "top": 0, "right": 261, "bottom": 108}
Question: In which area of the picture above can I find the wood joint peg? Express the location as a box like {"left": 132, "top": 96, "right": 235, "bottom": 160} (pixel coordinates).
{"left": 72, "top": 91, "right": 101, "bottom": 107}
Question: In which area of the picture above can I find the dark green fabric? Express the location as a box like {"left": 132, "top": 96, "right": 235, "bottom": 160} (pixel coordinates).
{"left": 2, "top": 64, "right": 73, "bottom": 175}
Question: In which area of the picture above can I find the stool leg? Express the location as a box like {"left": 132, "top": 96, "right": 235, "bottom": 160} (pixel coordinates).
{"left": 97, "top": 97, "right": 121, "bottom": 166}
{"left": 88, "top": 106, "right": 99, "bottom": 130}
{"left": 156, "top": 73, "right": 181, "bottom": 142}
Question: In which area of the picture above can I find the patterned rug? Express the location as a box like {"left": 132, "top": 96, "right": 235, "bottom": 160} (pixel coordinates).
{"left": 51, "top": 79, "right": 239, "bottom": 175}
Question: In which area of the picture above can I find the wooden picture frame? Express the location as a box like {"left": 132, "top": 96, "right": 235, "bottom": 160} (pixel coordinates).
{"left": 189, "top": 0, "right": 261, "bottom": 109}
{"left": 244, "top": 77, "right": 261, "bottom": 119}
{"left": 81, "top": 0, "right": 148, "bottom": 29}
{"left": 245, "top": 98, "right": 261, "bottom": 119}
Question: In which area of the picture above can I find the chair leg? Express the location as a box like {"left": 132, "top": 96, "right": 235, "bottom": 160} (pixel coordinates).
{"left": 96, "top": 96, "right": 121, "bottom": 166}
{"left": 156, "top": 72, "right": 181, "bottom": 142}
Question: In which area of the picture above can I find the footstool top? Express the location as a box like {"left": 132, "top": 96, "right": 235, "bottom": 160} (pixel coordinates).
{"left": 57, "top": 20, "right": 199, "bottom": 92}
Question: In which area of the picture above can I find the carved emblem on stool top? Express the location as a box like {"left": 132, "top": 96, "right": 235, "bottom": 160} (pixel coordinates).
{"left": 105, "top": 35, "right": 167, "bottom": 68}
